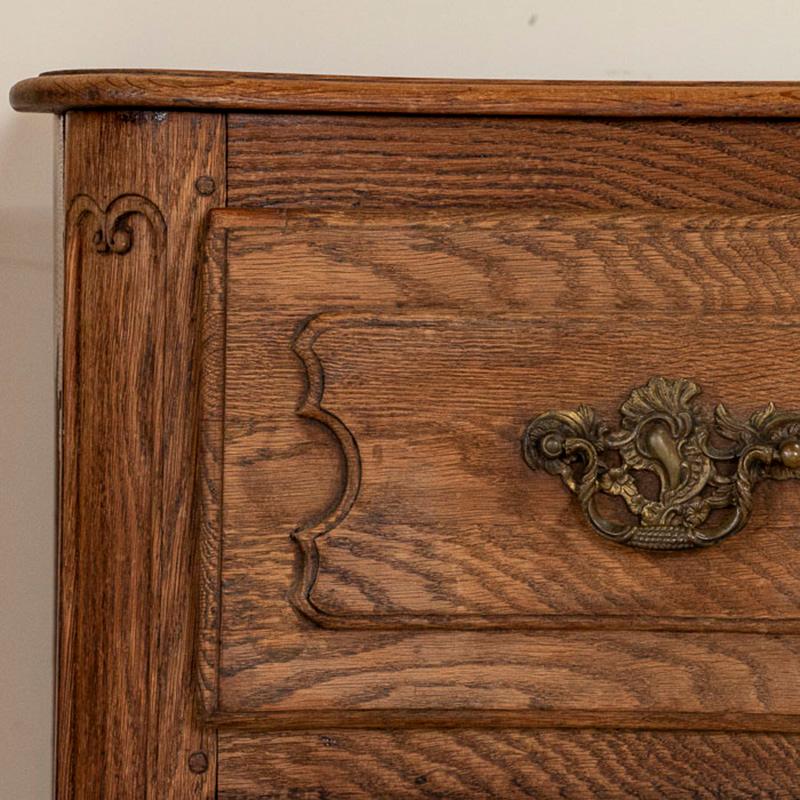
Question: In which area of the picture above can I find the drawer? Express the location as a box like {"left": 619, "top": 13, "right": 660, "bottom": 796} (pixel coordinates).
{"left": 227, "top": 114, "right": 800, "bottom": 211}
{"left": 198, "top": 207, "right": 800, "bottom": 729}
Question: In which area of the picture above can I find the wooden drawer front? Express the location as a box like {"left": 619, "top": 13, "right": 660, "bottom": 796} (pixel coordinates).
{"left": 228, "top": 115, "right": 800, "bottom": 211}
{"left": 198, "top": 208, "right": 800, "bottom": 730}
{"left": 217, "top": 730, "right": 800, "bottom": 800}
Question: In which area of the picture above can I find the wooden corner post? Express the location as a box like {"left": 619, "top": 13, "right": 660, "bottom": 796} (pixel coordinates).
{"left": 59, "top": 110, "right": 225, "bottom": 799}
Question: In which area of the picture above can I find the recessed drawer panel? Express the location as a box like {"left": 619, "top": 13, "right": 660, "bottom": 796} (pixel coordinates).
{"left": 198, "top": 209, "right": 800, "bottom": 729}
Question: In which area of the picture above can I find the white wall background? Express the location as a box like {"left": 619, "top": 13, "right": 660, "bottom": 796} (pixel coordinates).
{"left": 4, "top": 1, "right": 800, "bottom": 796}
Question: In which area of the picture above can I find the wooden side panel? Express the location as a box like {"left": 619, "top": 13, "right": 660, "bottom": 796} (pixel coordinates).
{"left": 60, "top": 111, "right": 224, "bottom": 799}
{"left": 228, "top": 115, "right": 800, "bottom": 210}
{"left": 218, "top": 729, "right": 800, "bottom": 800}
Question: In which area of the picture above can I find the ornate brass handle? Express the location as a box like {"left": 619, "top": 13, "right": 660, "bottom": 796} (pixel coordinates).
{"left": 522, "top": 377, "right": 800, "bottom": 550}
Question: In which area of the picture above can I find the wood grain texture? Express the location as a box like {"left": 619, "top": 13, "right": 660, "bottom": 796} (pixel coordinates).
{"left": 219, "top": 626, "right": 800, "bottom": 721}
{"left": 218, "top": 729, "right": 800, "bottom": 799}
{"left": 60, "top": 110, "right": 224, "bottom": 799}
{"left": 12, "top": 71, "right": 800, "bottom": 116}
{"left": 228, "top": 115, "right": 800, "bottom": 210}
{"left": 198, "top": 208, "right": 800, "bottom": 733}
{"left": 197, "top": 221, "right": 227, "bottom": 719}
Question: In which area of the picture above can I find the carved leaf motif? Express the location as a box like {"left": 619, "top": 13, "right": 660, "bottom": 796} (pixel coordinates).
{"left": 714, "top": 403, "right": 752, "bottom": 444}
{"left": 749, "top": 402, "right": 778, "bottom": 432}
{"left": 618, "top": 377, "right": 700, "bottom": 430}
{"left": 714, "top": 402, "right": 778, "bottom": 446}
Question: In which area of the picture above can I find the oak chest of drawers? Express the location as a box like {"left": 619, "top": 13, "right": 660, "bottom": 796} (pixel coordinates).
{"left": 13, "top": 71, "right": 800, "bottom": 799}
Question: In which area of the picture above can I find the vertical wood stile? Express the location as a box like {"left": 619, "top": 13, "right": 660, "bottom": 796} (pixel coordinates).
{"left": 59, "top": 110, "right": 225, "bottom": 799}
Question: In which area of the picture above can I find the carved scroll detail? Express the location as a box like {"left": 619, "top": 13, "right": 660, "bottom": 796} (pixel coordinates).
{"left": 523, "top": 377, "right": 800, "bottom": 550}
{"left": 290, "top": 317, "right": 363, "bottom": 623}
{"left": 66, "top": 193, "right": 166, "bottom": 257}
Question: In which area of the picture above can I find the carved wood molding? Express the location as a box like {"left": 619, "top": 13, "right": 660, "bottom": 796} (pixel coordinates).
{"left": 197, "top": 225, "right": 226, "bottom": 718}
{"left": 66, "top": 193, "right": 166, "bottom": 256}
{"left": 56, "top": 111, "right": 225, "bottom": 798}
{"left": 290, "top": 315, "right": 362, "bottom": 624}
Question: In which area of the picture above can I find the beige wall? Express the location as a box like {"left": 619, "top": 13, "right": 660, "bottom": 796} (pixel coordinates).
{"left": 4, "top": 1, "right": 800, "bottom": 796}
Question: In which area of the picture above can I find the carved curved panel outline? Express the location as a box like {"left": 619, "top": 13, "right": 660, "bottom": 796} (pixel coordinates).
{"left": 290, "top": 316, "right": 363, "bottom": 623}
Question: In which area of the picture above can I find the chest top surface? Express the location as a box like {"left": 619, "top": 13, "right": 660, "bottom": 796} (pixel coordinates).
{"left": 12, "top": 69, "right": 800, "bottom": 116}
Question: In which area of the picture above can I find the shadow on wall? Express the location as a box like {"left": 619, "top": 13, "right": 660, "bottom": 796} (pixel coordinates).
{"left": 0, "top": 112, "right": 55, "bottom": 269}
{"left": 0, "top": 110, "right": 57, "bottom": 800}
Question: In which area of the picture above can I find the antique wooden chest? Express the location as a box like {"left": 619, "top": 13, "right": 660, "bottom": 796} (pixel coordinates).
{"left": 13, "top": 71, "right": 800, "bottom": 798}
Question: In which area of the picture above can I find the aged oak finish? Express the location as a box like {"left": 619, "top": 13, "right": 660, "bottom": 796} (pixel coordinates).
{"left": 12, "top": 71, "right": 800, "bottom": 799}
{"left": 15, "top": 70, "right": 800, "bottom": 116}
{"left": 228, "top": 115, "right": 800, "bottom": 211}
{"left": 217, "top": 730, "right": 800, "bottom": 799}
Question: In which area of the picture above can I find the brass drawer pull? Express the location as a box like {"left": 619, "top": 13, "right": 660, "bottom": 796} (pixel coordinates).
{"left": 523, "top": 377, "right": 800, "bottom": 550}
